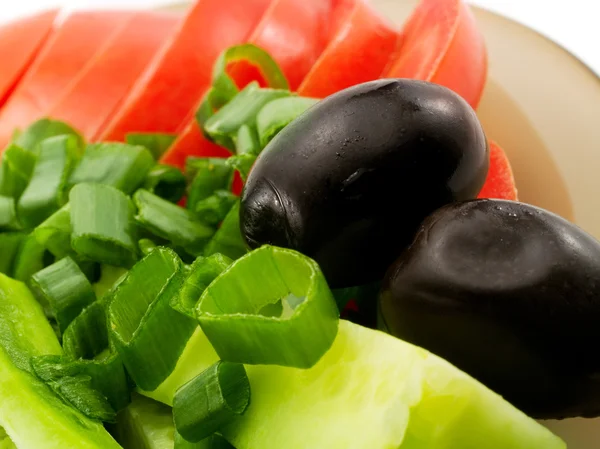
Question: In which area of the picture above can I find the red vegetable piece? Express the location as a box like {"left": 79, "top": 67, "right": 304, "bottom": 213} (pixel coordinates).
{"left": 384, "top": 0, "right": 487, "bottom": 108}
{"left": 299, "top": 0, "right": 400, "bottom": 98}
{"left": 47, "top": 11, "right": 180, "bottom": 141}
{"left": 478, "top": 141, "right": 518, "bottom": 201}
{"left": 0, "top": 9, "right": 58, "bottom": 108}
{"left": 97, "top": 0, "right": 272, "bottom": 142}
{"left": 0, "top": 11, "right": 134, "bottom": 148}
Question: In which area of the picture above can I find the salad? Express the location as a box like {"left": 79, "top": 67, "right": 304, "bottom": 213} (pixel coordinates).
{"left": 0, "top": 0, "right": 594, "bottom": 448}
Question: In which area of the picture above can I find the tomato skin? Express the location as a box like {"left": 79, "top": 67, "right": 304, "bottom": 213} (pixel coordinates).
{"left": 384, "top": 0, "right": 487, "bottom": 108}
{"left": 0, "top": 11, "right": 134, "bottom": 149}
{"left": 478, "top": 141, "right": 518, "bottom": 201}
{"left": 0, "top": 10, "right": 58, "bottom": 109}
{"left": 48, "top": 12, "right": 180, "bottom": 141}
{"left": 298, "top": 0, "right": 401, "bottom": 99}
{"left": 97, "top": 0, "right": 272, "bottom": 142}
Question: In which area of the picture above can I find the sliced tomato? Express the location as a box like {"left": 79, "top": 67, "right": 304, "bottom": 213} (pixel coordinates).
{"left": 0, "top": 11, "right": 134, "bottom": 148}
{"left": 384, "top": 0, "right": 487, "bottom": 108}
{"left": 478, "top": 141, "right": 518, "bottom": 201}
{"left": 47, "top": 12, "right": 180, "bottom": 141}
{"left": 0, "top": 9, "right": 58, "bottom": 108}
{"left": 97, "top": 0, "right": 272, "bottom": 142}
{"left": 298, "top": 0, "right": 400, "bottom": 98}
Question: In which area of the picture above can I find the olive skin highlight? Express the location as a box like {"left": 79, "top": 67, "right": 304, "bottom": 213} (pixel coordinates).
{"left": 379, "top": 199, "right": 600, "bottom": 418}
{"left": 241, "top": 79, "right": 489, "bottom": 288}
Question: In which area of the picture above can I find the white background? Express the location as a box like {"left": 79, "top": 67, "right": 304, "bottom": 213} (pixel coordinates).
{"left": 1, "top": 0, "right": 599, "bottom": 75}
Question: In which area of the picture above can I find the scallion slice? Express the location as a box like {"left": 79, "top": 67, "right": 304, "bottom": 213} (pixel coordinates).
{"left": 225, "top": 154, "right": 256, "bottom": 182}
{"left": 0, "top": 233, "right": 25, "bottom": 275}
{"left": 134, "top": 189, "right": 214, "bottom": 257}
{"left": 256, "top": 97, "right": 319, "bottom": 147}
{"left": 173, "top": 361, "right": 250, "bottom": 443}
{"left": 204, "top": 83, "right": 290, "bottom": 150}
{"left": 194, "top": 190, "right": 237, "bottom": 226}
{"left": 176, "top": 432, "right": 235, "bottom": 449}
{"left": 235, "top": 125, "right": 260, "bottom": 156}
{"left": 204, "top": 201, "right": 247, "bottom": 261}
{"left": 70, "top": 183, "right": 138, "bottom": 267}
{"left": 68, "top": 142, "right": 155, "bottom": 194}
{"left": 196, "top": 245, "right": 339, "bottom": 368}
{"left": 33, "top": 203, "right": 73, "bottom": 258}
{"left": 30, "top": 257, "right": 96, "bottom": 334}
{"left": 0, "top": 196, "right": 20, "bottom": 231}
{"left": 172, "top": 253, "right": 233, "bottom": 319}
{"left": 143, "top": 164, "right": 187, "bottom": 203}
{"left": 138, "top": 238, "right": 159, "bottom": 256}
{"left": 108, "top": 248, "right": 197, "bottom": 391}
{"left": 17, "top": 134, "right": 82, "bottom": 228}
{"left": 187, "top": 158, "right": 233, "bottom": 213}
{"left": 13, "top": 118, "right": 84, "bottom": 154}
{"left": 125, "top": 133, "right": 177, "bottom": 160}
{"left": 0, "top": 144, "right": 36, "bottom": 199}
{"left": 12, "top": 234, "right": 52, "bottom": 282}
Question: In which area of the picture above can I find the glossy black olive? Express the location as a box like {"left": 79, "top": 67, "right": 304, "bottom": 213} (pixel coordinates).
{"left": 379, "top": 199, "right": 600, "bottom": 418}
{"left": 241, "top": 79, "right": 489, "bottom": 288}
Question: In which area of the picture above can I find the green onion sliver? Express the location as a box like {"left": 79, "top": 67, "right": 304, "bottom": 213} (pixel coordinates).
{"left": 30, "top": 257, "right": 96, "bottom": 334}
{"left": 204, "top": 83, "right": 290, "bottom": 150}
{"left": 0, "top": 233, "right": 25, "bottom": 275}
{"left": 33, "top": 203, "right": 72, "bottom": 258}
{"left": 0, "top": 196, "right": 19, "bottom": 230}
{"left": 194, "top": 190, "right": 237, "bottom": 226}
{"left": 125, "top": 133, "right": 177, "bottom": 160}
{"left": 13, "top": 118, "right": 84, "bottom": 154}
{"left": 196, "top": 245, "right": 339, "bottom": 368}
{"left": 204, "top": 201, "right": 247, "bottom": 261}
{"left": 12, "top": 234, "right": 52, "bottom": 282}
{"left": 256, "top": 97, "right": 319, "bottom": 148}
{"left": 235, "top": 125, "right": 260, "bottom": 156}
{"left": 225, "top": 154, "right": 256, "bottom": 182}
{"left": 187, "top": 158, "right": 233, "bottom": 213}
{"left": 143, "top": 164, "right": 187, "bottom": 203}
{"left": 17, "top": 134, "right": 82, "bottom": 228}
{"left": 176, "top": 432, "right": 235, "bottom": 449}
{"left": 0, "top": 144, "right": 36, "bottom": 199}
{"left": 68, "top": 142, "right": 154, "bottom": 194}
{"left": 70, "top": 183, "right": 138, "bottom": 267}
{"left": 108, "top": 248, "right": 197, "bottom": 391}
{"left": 134, "top": 189, "right": 214, "bottom": 257}
{"left": 172, "top": 253, "right": 233, "bottom": 319}
{"left": 173, "top": 361, "right": 250, "bottom": 443}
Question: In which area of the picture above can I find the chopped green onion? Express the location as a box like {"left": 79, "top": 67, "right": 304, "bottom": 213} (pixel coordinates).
{"left": 196, "top": 245, "right": 339, "bottom": 368}
{"left": 176, "top": 432, "right": 235, "bottom": 449}
{"left": 204, "top": 201, "right": 247, "bottom": 261}
{"left": 173, "top": 361, "right": 250, "bottom": 443}
{"left": 33, "top": 203, "right": 73, "bottom": 258}
{"left": 108, "top": 248, "right": 197, "bottom": 391}
{"left": 0, "top": 233, "right": 25, "bottom": 275}
{"left": 256, "top": 97, "right": 319, "bottom": 148}
{"left": 134, "top": 189, "right": 214, "bottom": 257}
{"left": 187, "top": 158, "right": 233, "bottom": 213}
{"left": 125, "top": 133, "right": 177, "bottom": 160}
{"left": 143, "top": 164, "right": 187, "bottom": 203}
{"left": 194, "top": 190, "right": 238, "bottom": 226}
{"left": 172, "top": 254, "right": 233, "bottom": 319}
{"left": 139, "top": 238, "right": 159, "bottom": 256}
{"left": 70, "top": 183, "right": 138, "bottom": 267}
{"left": 92, "top": 264, "right": 128, "bottom": 299}
{"left": 17, "top": 134, "right": 82, "bottom": 228}
{"left": 0, "top": 196, "right": 20, "bottom": 230}
{"left": 31, "top": 355, "right": 116, "bottom": 423}
{"left": 12, "top": 118, "right": 84, "bottom": 154}
{"left": 0, "top": 273, "right": 62, "bottom": 372}
{"left": 225, "top": 154, "right": 256, "bottom": 182}
{"left": 68, "top": 142, "right": 155, "bottom": 194}
{"left": 204, "top": 83, "right": 290, "bottom": 150}
{"left": 30, "top": 257, "right": 96, "bottom": 335}
{"left": 0, "top": 144, "right": 36, "bottom": 199}
{"left": 235, "top": 125, "right": 260, "bottom": 156}
{"left": 12, "top": 234, "right": 52, "bottom": 282}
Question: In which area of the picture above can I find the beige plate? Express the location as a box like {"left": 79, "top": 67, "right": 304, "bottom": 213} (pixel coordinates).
{"left": 169, "top": 1, "right": 600, "bottom": 447}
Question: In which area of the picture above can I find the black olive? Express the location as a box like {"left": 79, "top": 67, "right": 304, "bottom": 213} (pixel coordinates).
{"left": 379, "top": 199, "right": 600, "bottom": 419}
{"left": 241, "top": 79, "right": 489, "bottom": 288}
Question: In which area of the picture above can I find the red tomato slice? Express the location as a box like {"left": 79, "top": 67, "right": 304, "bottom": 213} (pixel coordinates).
{"left": 0, "top": 10, "right": 58, "bottom": 108}
{"left": 0, "top": 11, "right": 134, "bottom": 148}
{"left": 478, "top": 141, "right": 518, "bottom": 201}
{"left": 97, "top": 0, "right": 272, "bottom": 142}
{"left": 298, "top": 0, "right": 400, "bottom": 98}
{"left": 384, "top": 0, "right": 487, "bottom": 108}
{"left": 48, "top": 12, "right": 180, "bottom": 141}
